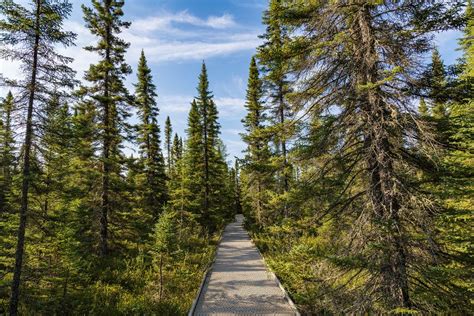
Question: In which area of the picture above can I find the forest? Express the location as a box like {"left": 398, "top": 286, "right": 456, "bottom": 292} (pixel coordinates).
{"left": 0, "top": 0, "right": 472, "bottom": 315}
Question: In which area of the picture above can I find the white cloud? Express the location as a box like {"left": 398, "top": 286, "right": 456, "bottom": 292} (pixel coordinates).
{"left": 160, "top": 95, "right": 193, "bottom": 114}
{"left": 122, "top": 11, "right": 259, "bottom": 63}
{"left": 132, "top": 11, "right": 236, "bottom": 33}
{"left": 206, "top": 14, "right": 236, "bottom": 29}
{"left": 58, "top": 12, "right": 260, "bottom": 65}
{"left": 215, "top": 97, "right": 246, "bottom": 117}
{"left": 128, "top": 37, "right": 260, "bottom": 63}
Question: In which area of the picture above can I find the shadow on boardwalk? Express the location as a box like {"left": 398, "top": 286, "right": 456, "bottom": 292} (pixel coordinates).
{"left": 192, "top": 215, "right": 299, "bottom": 316}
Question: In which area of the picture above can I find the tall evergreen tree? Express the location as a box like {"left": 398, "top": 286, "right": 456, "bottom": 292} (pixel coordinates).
{"left": 165, "top": 116, "right": 172, "bottom": 172}
{"left": 258, "top": 0, "right": 292, "bottom": 197}
{"left": 433, "top": 2, "right": 474, "bottom": 307}
{"left": 461, "top": 0, "right": 474, "bottom": 80}
{"left": 65, "top": 98, "right": 99, "bottom": 265}
{"left": 27, "top": 93, "right": 73, "bottom": 313}
{"left": 180, "top": 64, "right": 229, "bottom": 230}
{"left": 0, "top": 91, "right": 15, "bottom": 212}
{"left": 196, "top": 63, "right": 216, "bottom": 220}
{"left": 134, "top": 50, "right": 167, "bottom": 220}
{"left": 241, "top": 57, "right": 272, "bottom": 225}
{"left": 0, "top": 92, "right": 17, "bottom": 309}
{"left": 278, "top": 0, "right": 465, "bottom": 312}
{"left": 81, "top": 0, "right": 132, "bottom": 256}
{"left": 428, "top": 48, "right": 449, "bottom": 119}
{"left": 171, "top": 133, "right": 182, "bottom": 165}
{"left": 183, "top": 100, "right": 204, "bottom": 215}
{"left": 0, "top": 1, "right": 76, "bottom": 313}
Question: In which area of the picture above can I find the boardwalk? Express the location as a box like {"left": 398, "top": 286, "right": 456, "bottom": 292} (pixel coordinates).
{"left": 192, "top": 215, "right": 299, "bottom": 316}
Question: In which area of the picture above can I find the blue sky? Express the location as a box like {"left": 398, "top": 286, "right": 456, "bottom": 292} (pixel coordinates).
{"left": 0, "top": 0, "right": 464, "bottom": 161}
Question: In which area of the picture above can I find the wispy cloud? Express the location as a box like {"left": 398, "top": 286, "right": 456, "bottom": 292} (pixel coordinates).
{"left": 133, "top": 11, "right": 236, "bottom": 32}
{"left": 123, "top": 11, "right": 260, "bottom": 63}
{"left": 160, "top": 95, "right": 193, "bottom": 114}
{"left": 60, "top": 11, "right": 261, "bottom": 66}
{"left": 127, "top": 37, "right": 260, "bottom": 63}
{"left": 215, "top": 97, "right": 246, "bottom": 117}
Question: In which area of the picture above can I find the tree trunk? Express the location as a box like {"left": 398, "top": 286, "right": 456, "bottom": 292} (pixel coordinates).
{"left": 9, "top": 1, "right": 41, "bottom": 314}
{"left": 355, "top": 2, "right": 410, "bottom": 308}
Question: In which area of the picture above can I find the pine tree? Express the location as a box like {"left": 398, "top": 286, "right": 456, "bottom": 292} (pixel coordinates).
{"left": 241, "top": 57, "right": 272, "bottom": 225}
{"left": 81, "top": 0, "right": 132, "bottom": 256}
{"left": 258, "top": 0, "right": 292, "bottom": 197}
{"left": 134, "top": 50, "right": 167, "bottom": 221}
{"left": 0, "top": 1, "right": 76, "bottom": 313}
{"left": 165, "top": 116, "right": 173, "bottom": 172}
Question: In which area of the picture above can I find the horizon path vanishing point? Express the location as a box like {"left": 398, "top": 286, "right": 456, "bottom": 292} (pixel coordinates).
{"left": 190, "top": 214, "right": 299, "bottom": 316}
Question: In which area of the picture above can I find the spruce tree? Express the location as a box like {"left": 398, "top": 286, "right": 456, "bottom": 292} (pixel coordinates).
{"left": 434, "top": 2, "right": 474, "bottom": 308}
{"left": 278, "top": 0, "right": 465, "bottom": 312}
{"left": 65, "top": 99, "right": 99, "bottom": 263}
{"left": 461, "top": 0, "right": 474, "bottom": 80}
{"left": 0, "top": 1, "right": 76, "bottom": 313}
{"left": 183, "top": 100, "right": 204, "bottom": 215}
{"left": 258, "top": 0, "right": 292, "bottom": 197}
{"left": 181, "top": 64, "right": 229, "bottom": 231}
{"left": 0, "top": 92, "right": 17, "bottom": 309}
{"left": 28, "top": 93, "right": 73, "bottom": 313}
{"left": 81, "top": 0, "right": 132, "bottom": 256}
{"left": 165, "top": 116, "right": 173, "bottom": 172}
{"left": 428, "top": 49, "right": 449, "bottom": 119}
{"left": 134, "top": 50, "right": 167, "bottom": 220}
{"left": 196, "top": 63, "right": 215, "bottom": 220}
{"left": 241, "top": 57, "right": 272, "bottom": 225}
{"left": 0, "top": 91, "right": 15, "bottom": 212}
{"left": 171, "top": 133, "right": 182, "bottom": 165}
{"left": 191, "top": 63, "right": 228, "bottom": 230}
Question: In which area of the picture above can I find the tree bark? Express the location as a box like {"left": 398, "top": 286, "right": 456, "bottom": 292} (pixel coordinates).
{"left": 9, "top": 1, "right": 41, "bottom": 314}
{"left": 355, "top": 2, "right": 410, "bottom": 308}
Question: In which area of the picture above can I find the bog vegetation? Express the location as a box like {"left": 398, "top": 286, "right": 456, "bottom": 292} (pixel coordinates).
{"left": 0, "top": 0, "right": 472, "bottom": 315}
